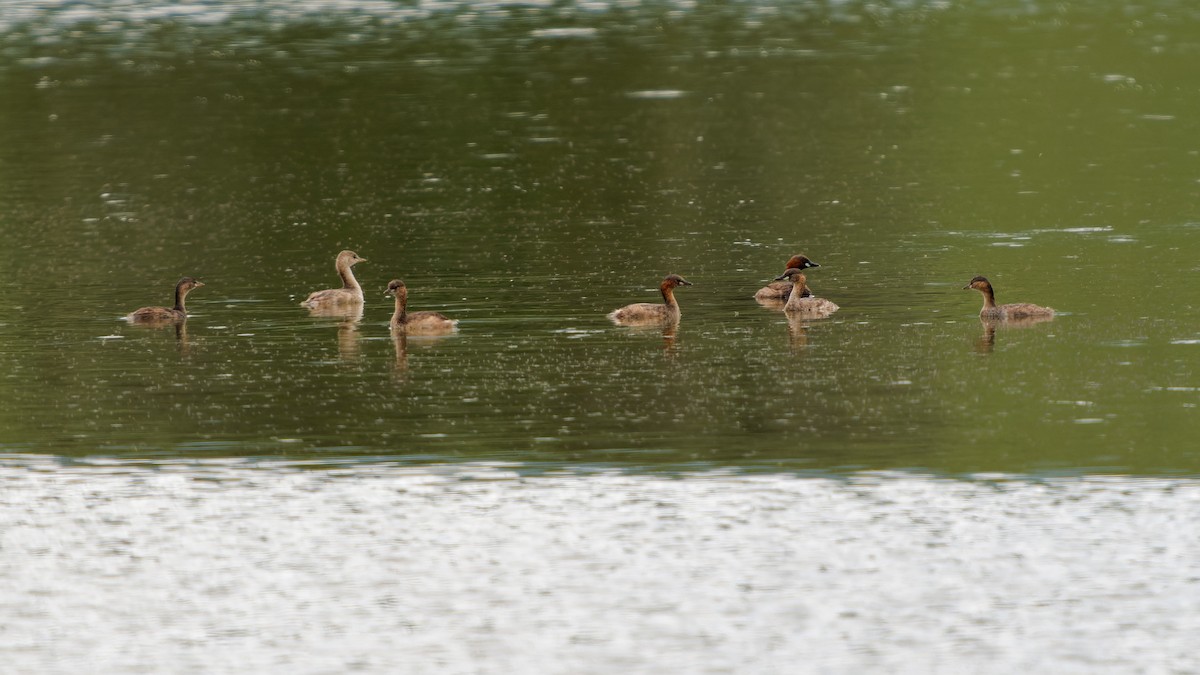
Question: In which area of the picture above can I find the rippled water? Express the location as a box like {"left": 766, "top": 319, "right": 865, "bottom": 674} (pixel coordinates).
{"left": 2, "top": 0, "right": 1199, "bottom": 670}
{"left": 4, "top": 457, "right": 1200, "bottom": 673}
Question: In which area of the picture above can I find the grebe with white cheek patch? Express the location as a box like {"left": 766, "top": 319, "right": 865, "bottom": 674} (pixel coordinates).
{"left": 755, "top": 254, "right": 819, "bottom": 302}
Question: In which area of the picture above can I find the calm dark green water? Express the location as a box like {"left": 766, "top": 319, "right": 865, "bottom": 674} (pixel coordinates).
{"left": 2, "top": 1, "right": 1199, "bottom": 671}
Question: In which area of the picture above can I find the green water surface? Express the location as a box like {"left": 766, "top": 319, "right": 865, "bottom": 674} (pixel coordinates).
{"left": 1, "top": 1, "right": 1197, "bottom": 474}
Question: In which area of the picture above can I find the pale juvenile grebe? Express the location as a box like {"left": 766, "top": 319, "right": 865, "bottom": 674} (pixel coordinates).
{"left": 385, "top": 279, "right": 459, "bottom": 334}
{"left": 775, "top": 268, "right": 839, "bottom": 317}
{"left": 755, "top": 254, "right": 818, "bottom": 302}
{"left": 126, "top": 277, "right": 205, "bottom": 323}
{"left": 607, "top": 274, "right": 693, "bottom": 325}
{"left": 300, "top": 250, "right": 366, "bottom": 308}
{"left": 964, "top": 276, "right": 1055, "bottom": 319}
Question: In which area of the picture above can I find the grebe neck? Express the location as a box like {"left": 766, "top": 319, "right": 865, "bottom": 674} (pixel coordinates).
{"left": 392, "top": 286, "right": 409, "bottom": 325}
{"left": 173, "top": 284, "right": 189, "bottom": 313}
{"left": 338, "top": 259, "right": 362, "bottom": 292}
{"left": 660, "top": 282, "right": 679, "bottom": 310}
{"left": 979, "top": 284, "right": 997, "bottom": 310}
{"left": 784, "top": 275, "right": 809, "bottom": 311}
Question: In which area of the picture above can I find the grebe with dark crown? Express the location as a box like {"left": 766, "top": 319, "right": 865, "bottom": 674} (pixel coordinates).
{"left": 301, "top": 250, "right": 367, "bottom": 308}
{"left": 385, "top": 279, "right": 459, "bottom": 334}
{"left": 126, "top": 277, "right": 205, "bottom": 323}
{"left": 775, "top": 268, "right": 838, "bottom": 317}
{"left": 963, "top": 276, "right": 1055, "bottom": 319}
{"left": 755, "top": 254, "right": 819, "bottom": 302}
{"left": 607, "top": 274, "right": 693, "bottom": 325}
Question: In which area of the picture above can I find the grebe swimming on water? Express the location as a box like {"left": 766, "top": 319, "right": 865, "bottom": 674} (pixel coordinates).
{"left": 385, "top": 279, "right": 459, "bottom": 334}
{"left": 126, "top": 277, "right": 205, "bottom": 323}
{"left": 755, "top": 254, "right": 819, "bottom": 302}
{"left": 300, "top": 250, "right": 367, "bottom": 308}
{"left": 775, "top": 268, "right": 838, "bottom": 317}
{"left": 963, "top": 276, "right": 1055, "bottom": 319}
{"left": 607, "top": 274, "right": 693, "bottom": 325}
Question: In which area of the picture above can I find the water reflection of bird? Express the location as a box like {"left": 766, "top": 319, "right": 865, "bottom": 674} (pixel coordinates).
{"left": 612, "top": 317, "right": 681, "bottom": 355}
{"left": 963, "top": 276, "right": 1055, "bottom": 320}
{"left": 306, "top": 303, "right": 364, "bottom": 361}
{"left": 660, "top": 320, "right": 680, "bottom": 356}
{"left": 173, "top": 321, "right": 192, "bottom": 357}
{"left": 392, "top": 332, "right": 457, "bottom": 380}
{"left": 756, "top": 254, "right": 819, "bottom": 304}
{"left": 974, "top": 315, "right": 1055, "bottom": 354}
{"left": 300, "top": 250, "right": 366, "bottom": 309}
{"left": 775, "top": 269, "right": 839, "bottom": 318}
{"left": 124, "top": 308, "right": 195, "bottom": 357}
{"left": 786, "top": 315, "right": 810, "bottom": 352}
{"left": 607, "top": 274, "right": 692, "bottom": 325}
{"left": 125, "top": 277, "right": 205, "bottom": 323}
{"left": 385, "top": 279, "right": 458, "bottom": 334}
{"left": 391, "top": 332, "right": 409, "bottom": 378}
{"left": 337, "top": 313, "right": 362, "bottom": 361}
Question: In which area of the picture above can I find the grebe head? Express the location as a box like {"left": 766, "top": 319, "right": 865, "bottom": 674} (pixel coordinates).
{"left": 338, "top": 250, "right": 367, "bottom": 266}
{"left": 384, "top": 279, "right": 406, "bottom": 296}
{"left": 774, "top": 268, "right": 808, "bottom": 282}
{"left": 663, "top": 274, "right": 693, "bottom": 287}
{"left": 784, "top": 255, "right": 820, "bottom": 271}
{"left": 177, "top": 277, "right": 205, "bottom": 291}
{"left": 964, "top": 276, "right": 991, "bottom": 291}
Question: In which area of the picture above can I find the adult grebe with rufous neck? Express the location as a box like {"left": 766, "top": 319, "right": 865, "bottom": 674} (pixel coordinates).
{"left": 756, "top": 254, "right": 819, "bottom": 302}
{"left": 607, "top": 274, "right": 693, "bottom": 325}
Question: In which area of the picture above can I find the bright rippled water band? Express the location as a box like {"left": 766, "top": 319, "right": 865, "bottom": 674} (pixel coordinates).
{"left": 1, "top": 0, "right": 1198, "bottom": 672}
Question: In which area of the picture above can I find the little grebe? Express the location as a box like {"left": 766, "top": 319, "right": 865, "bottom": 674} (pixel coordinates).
{"left": 301, "top": 250, "right": 367, "bottom": 308}
{"left": 385, "top": 279, "right": 459, "bottom": 334}
{"left": 755, "top": 254, "right": 818, "bottom": 301}
{"left": 126, "top": 277, "right": 205, "bottom": 323}
{"left": 963, "top": 276, "right": 1055, "bottom": 319}
{"left": 775, "top": 268, "right": 839, "bottom": 317}
{"left": 607, "top": 274, "right": 693, "bottom": 325}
